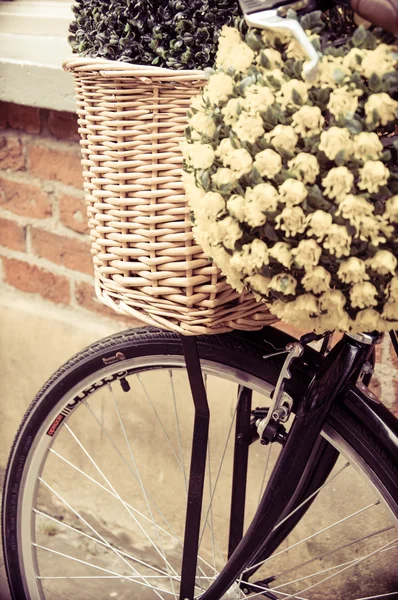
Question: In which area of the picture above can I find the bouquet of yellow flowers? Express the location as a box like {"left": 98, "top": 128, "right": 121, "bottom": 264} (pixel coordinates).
{"left": 182, "top": 11, "right": 398, "bottom": 333}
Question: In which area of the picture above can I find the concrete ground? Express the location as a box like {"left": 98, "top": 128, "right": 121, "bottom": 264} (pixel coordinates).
{"left": 0, "top": 291, "right": 397, "bottom": 599}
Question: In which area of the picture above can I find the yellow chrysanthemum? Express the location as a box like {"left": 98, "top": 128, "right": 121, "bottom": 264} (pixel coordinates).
{"left": 358, "top": 161, "right": 390, "bottom": 194}
{"left": 275, "top": 206, "right": 307, "bottom": 237}
{"left": 184, "top": 24, "right": 398, "bottom": 334}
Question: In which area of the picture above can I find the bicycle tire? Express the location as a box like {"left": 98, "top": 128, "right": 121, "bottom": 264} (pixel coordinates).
{"left": 2, "top": 326, "right": 398, "bottom": 600}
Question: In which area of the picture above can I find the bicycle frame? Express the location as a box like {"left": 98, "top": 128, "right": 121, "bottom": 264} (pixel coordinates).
{"left": 179, "top": 329, "right": 389, "bottom": 600}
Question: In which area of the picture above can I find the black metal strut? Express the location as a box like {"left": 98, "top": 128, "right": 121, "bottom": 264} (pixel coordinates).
{"left": 179, "top": 336, "right": 210, "bottom": 600}
{"left": 228, "top": 385, "right": 253, "bottom": 559}
{"left": 198, "top": 332, "right": 379, "bottom": 599}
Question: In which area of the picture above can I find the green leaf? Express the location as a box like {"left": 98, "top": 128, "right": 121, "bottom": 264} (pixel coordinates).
{"left": 376, "top": 185, "right": 391, "bottom": 198}
{"left": 262, "top": 106, "right": 278, "bottom": 126}
{"left": 263, "top": 223, "right": 279, "bottom": 242}
{"left": 389, "top": 179, "right": 398, "bottom": 194}
{"left": 293, "top": 60, "right": 304, "bottom": 80}
{"left": 292, "top": 89, "right": 303, "bottom": 106}
{"left": 352, "top": 25, "right": 368, "bottom": 48}
{"left": 366, "top": 109, "right": 379, "bottom": 131}
{"left": 368, "top": 73, "right": 383, "bottom": 93}
{"left": 381, "top": 149, "right": 392, "bottom": 163}
{"left": 309, "top": 87, "right": 331, "bottom": 111}
{"left": 311, "top": 36, "right": 321, "bottom": 53}
{"left": 335, "top": 150, "right": 346, "bottom": 166}
{"left": 345, "top": 119, "right": 363, "bottom": 135}
{"left": 259, "top": 51, "right": 271, "bottom": 70}
{"left": 250, "top": 167, "right": 264, "bottom": 185}
{"left": 201, "top": 170, "right": 211, "bottom": 190}
{"left": 285, "top": 9, "right": 298, "bottom": 21}
{"left": 229, "top": 132, "right": 240, "bottom": 149}
{"left": 307, "top": 185, "right": 332, "bottom": 211}
{"left": 237, "top": 73, "right": 257, "bottom": 94}
{"left": 300, "top": 10, "right": 323, "bottom": 33}
{"left": 264, "top": 73, "right": 283, "bottom": 91}
{"left": 382, "top": 71, "right": 398, "bottom": 94}
{"left": 246, "top": 30, "right": 263, "bottom": 52}
{"left": 324, "top": 46, "right": 345, "bottom": 58}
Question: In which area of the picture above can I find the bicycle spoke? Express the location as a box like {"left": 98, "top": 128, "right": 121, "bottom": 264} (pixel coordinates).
{"left": 257, "top": 442, "right": 273, "bottom": 506}
{"left": 136, "top": 369, "right": 214, "bottom": 590}
{"left": 206, "top": 440, "right": 217, "bottom": 575}
{"left": 63, "top": 423, "right": 175, "bottom": 590}
{"left": 83, "top": 399, "right": 185, "bottom": 539}
{"left": 108, "top": 383, "right": 178, "bottom": 594}
{"left": 272, "top": 461, "right": 350, "bottom": 532}
{"left": 199, "top": 396, "right": 238, "bottom": 547}
{"left": 381, "top": 544, "right": 398, "bottom": 551}
{"left": 38, "top": 576, "right": 180, "bottom": 580}
{"left": 240, "top": 579, "right": 310, "bottom": 600}
{"left": 203, "top": 373, "right": 217, "bottom": 578}
{"left": 275, "top": 555, "right": 382, "bottom": 589}
{"left": 170, "top": 370, "right": 188, "bottom": 494}
{"left": 34, "top": 509, "right": 175, "bottom": 579}
{"left": 52, "top": 422, "right": 214, "bottom": 582}
{"left": 48, "top": 448, "right": 183, "bottom": 545}
{"left": 33, "top": 543, "right": 177, "bottom": 595}
{"left": 244, "top": 500, "right": 379, "bottom": 573}
{"left": 288, "top": 537, "right": 398, "bottom": 599}
{"left": 355, "top": 593, "right": 398, "bottom": 600}
{"left": 95, "top": 374, "right": 213, "bottom": 588}
{"left": 137, "top": 373, "right": 183, "bottom": 471}
{"left": 37, "top": 478, "right": 158, "bottom": 594}
{"left": 272, "top": 525, "right": 395, "bottom": 582}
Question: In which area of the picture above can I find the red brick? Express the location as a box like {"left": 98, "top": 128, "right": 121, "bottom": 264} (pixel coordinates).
{"left": 0, "top": 102, "right": 8, "bottom": 129}
{"left": 390, "top": 342, "right": 398, "bottom": 371}
{"left": 3, "top": 257, "right": 70, "bottom": 304}
{"left": 59, "top": 193, "right": 88, "bottom": 234}
{"left": 75, "top": 280, "right": 130, "bottom": 323}
{"left": 48, "top": 110, "right": 79, "bottom": 141}
{"left": 31, "top": 228, "right": 92, "bottom": 274}
{"left": 0, "top": 176, "right": 52, "bottom": 218}
{"left": 27, "top": 142, "right": 83, "bottom": 188}
{"left": 7, "top": 103, "right": 40, "bottom": 134}
{"left": 0, "top": 136, "right": 24, "bottom": 171}
{"left": 0, "top": 217, "right": 26, "bottom": 251}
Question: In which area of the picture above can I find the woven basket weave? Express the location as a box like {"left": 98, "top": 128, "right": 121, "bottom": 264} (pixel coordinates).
{"left": 64, "top": 57, "right": 276, "bottom": 335}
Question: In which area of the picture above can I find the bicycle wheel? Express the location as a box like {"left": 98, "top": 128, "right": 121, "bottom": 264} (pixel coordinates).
{"left": 2, "top": 327, "right": 397, "bottom": 600}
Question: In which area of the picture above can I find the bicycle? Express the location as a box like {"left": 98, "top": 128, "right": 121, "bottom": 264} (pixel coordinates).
{"left": 2, "top": 0, "right": 398, "bottom": 599}
{"left": 2, "top": 323, "right": 397, "bottom": 599}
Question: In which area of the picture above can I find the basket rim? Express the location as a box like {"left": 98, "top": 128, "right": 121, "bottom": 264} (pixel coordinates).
{"left": 63, "top": 55, "right": 207, "bottom": 80}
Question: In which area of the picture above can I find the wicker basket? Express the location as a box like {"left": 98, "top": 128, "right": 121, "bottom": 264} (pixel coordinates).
{"left": 64, "top": 57, "right": 276, "bottom": 335}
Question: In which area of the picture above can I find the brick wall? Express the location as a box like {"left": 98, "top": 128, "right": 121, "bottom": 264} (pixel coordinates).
{"left": 0, "top": 101, "right": 130, "bottom": 324}
{"left": 0, "top": 101, "right": 396, "bottom": 412}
